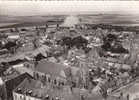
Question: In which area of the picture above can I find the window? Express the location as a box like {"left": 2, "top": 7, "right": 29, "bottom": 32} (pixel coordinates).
{"left": 48, "top": 77, "right": 51, "bottom": 83}
{"left": 36, "top": 73, "right": 39, "bottom": 79}
{"left": 20, "top": 96, "right": 22, "bottom": 99}
{"left": 14, "top": 94, "right": 17, "bottom": 100}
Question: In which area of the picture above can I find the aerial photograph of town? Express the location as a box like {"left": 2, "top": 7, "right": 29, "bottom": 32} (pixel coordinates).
{"left": 0, "top": 1, "right": 139, "bottom": 100}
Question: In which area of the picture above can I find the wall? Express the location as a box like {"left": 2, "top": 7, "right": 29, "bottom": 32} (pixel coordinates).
{"left": 130, "top": 92, "right": 139, "bottom": 100}
{"left": 25, "top": 95, "right": 41, "bottom": 100}
{"left": 13, "top": 92, "right": 24, "bottom": 100}
{"left": 34, "top": 71, "right": 66, "bottom": 86}
{"left": 13, "top": 92, "right": 42, "bottom": 100}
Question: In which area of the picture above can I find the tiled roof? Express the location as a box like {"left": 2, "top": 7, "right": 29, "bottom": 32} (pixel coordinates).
{"left": 14, "top": 78, "right": 44, "bottom": 98}
{"left": 36, "top": 60, "right": 68, "bottom": 77}
{"left": 5, "top": 72, "right": 33, "bottom": 99}
{"left": 111, "top": 80, "right": 139, "bottom": 97}
{"left": 2, "top": 71, "right": 19, "bottom": 82}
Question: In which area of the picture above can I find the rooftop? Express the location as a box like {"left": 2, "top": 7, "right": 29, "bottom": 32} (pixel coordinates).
{"left": 36, "top": 59, "right": 68, "bottom": 78}
{"left": 111, "top": 79, "right": 139, "bottom": 97}
{"left": 3, "top": 72, "right": 33, "bottom": 99}
{"left": 14, "top": 78, "right": 46, "bottom": 99}
{"left": 2, "top": 70, "right": 19, "bottom": 82}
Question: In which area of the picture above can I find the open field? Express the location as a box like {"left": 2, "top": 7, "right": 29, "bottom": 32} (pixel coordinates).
{"left": 1, "top": 14, "right": 139, "bottom": 30}
{"left": 79, "top": 14, "right": 139, "bottom": 26}
{"left": 0, "top": 15, "right": 65, "bottom": 29}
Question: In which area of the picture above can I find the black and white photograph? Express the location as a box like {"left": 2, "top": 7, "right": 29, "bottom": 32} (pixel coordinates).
{"left": 0, "top": 1, "right": 139, "bottom": 100}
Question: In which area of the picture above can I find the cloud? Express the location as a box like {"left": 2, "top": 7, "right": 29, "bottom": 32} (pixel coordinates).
{"left": 0, "top": 1, "right": 139, "bottom": 16}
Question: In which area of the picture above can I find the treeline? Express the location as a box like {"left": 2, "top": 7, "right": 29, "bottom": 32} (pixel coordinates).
{"left": 101, "top": 34, "right": 129, "bottom": 54}
{"left": 83, "top": 24, "right": 139, "bottom": 33}
{"left": 57, "top": 36, "right": 91, "bottom": 53}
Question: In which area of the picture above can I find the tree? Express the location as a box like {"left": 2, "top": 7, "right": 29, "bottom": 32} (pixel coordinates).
{"left": 32, "top": 38, "right": 39, "bottom": 49}
{"left": 101, "top": 34, "right": 129, "bottom": 54}
{"left": 72, "top": 36, "right": 88, "bottom": 49}
{"left": 61, "top": 36, "right": 72, "bottom": 48}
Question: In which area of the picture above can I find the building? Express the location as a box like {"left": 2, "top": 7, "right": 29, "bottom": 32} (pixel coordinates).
{"left": 13, "top": 78, "right": 79, "bottom": 100}
{"left": 0, "top": 77, "right": 7, "bottom": 100}
{"left": 2, "top": 72, "right": 33, "bottom": 100}
{"left": 7, "top": 32, "right": 20, "bottom": 40}
{"left": 13, "top": 78, "right": 44, "bottom": 100}
{"left": 12, "top": 62, "right": 34, "bottom": 76}
{"left": 34, "top": 60, "right": 68, "bottom": 85}
{"left": 110, "top": 79, "right": 139, "bottom": 100}
{"left": 13, "top": 77, "right": 103, "bottom": 100}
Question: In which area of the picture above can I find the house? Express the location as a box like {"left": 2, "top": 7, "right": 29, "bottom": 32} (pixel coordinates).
{"left": 48, "top": 57, "right": 58, "bottom": 63}
{"left": 28, "top": 45, "right": 50, "bottom": 59}
{"left": 12, "top": 63, "right": 34, "bottom": 76}
{"left": 2, "top": 72, "right": 33, "bottom": 100}
{"left": 13, "top": 78, "right": 44, "bottom": 100}
{"left": 8, "top": 35, "right": 20, "bottom": 40}
{"left": 7, "top": 32, "right": 20, "bottom": 40}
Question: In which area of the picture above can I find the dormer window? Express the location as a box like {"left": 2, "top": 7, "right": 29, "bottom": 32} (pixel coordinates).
{"left": 28, "top": 90, "right": 32, "bottom": 95}
{"left": 17, "top": 88, "right": 21, "bottom": 91}
{"left": 17, "top": 88, "right": 22, "bottom": 93}
{"left": 55, "top": 97, "right": 59, "bottom": 100}
{"left": 44, "top": 94, "right": 50, "bottom": 100}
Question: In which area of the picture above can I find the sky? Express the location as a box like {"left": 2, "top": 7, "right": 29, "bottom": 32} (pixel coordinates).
{"left": 0, "top": 1, "right": 139, "bottom": 16}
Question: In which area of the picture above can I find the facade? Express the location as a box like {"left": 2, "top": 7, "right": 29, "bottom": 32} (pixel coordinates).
{"left": 0, "top": 77, "right": 7, "bottom": 100}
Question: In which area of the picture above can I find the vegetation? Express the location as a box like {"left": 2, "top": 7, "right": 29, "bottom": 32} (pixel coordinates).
{"left": 101, "top": 34, "right": 129, "bottom": 54}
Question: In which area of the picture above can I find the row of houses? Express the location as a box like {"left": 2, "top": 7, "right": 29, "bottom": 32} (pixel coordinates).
{"left": 0, "top": 58, "right": 104, "bottom": 100}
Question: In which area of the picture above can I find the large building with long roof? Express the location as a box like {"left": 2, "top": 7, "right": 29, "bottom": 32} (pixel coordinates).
{"left": 34, "top": 59, "right": 68, "bottom": 85}
{"left": 110, "top": 79, "right": 139, "bottom": 100}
